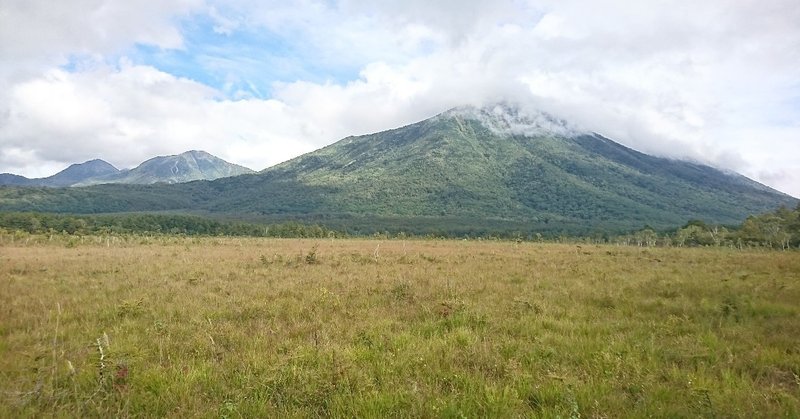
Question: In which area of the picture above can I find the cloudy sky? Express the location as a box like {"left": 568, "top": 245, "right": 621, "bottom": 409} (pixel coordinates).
{"left": 1, "top": 0, "right": 798, "bottom": 197}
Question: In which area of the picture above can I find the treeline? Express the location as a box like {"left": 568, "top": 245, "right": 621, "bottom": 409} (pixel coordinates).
{"left": 0, "top": 211, "right": 632, "bottom": 241}
{"left": 0, "top": 213, "right": 341, "bottom": 238}
{"left": 1, "top": 204, "right": 799, "bottom": 248}
{"left": 618, "top": 204, "right": 800, "bottom": 249}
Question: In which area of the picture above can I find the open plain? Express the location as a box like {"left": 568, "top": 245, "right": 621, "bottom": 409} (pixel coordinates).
{"left": 1, "top": 235, "right": 799, "bottom": 417}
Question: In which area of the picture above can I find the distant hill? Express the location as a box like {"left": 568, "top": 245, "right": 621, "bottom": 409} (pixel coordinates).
{"left": 0, "top": 173, "right": 35, "bottom": 186}
{"left": 0, "top": 159, "right": 119, "bottom": 187}
{"left": 0, "top": 151, "right": 252, "bottom": 187}
{"left": 0, "top": 104, "right": 796, "bottom": 235}
{"left": 75, "top": 150, "right": 254, "bottom": 186}
{"left": 44, "top": 159, "right": 120, "bottom": 187}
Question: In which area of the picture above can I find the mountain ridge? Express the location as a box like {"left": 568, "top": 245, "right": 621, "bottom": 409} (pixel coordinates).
{"left": 0, "top": 159, "right": 119, "bottom": 187}
{"left": 75, "top": 150, "right": 254, "bottom": 186}
{"left": 0, "top": 104, "right": 796, "bottom": 235}
{"left": 1, "top": 150, "right": 253, "bottom": 187}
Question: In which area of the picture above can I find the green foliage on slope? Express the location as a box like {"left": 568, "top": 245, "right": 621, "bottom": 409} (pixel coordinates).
{"left": 242, "top": 110, "right": 796, "bottom": 229}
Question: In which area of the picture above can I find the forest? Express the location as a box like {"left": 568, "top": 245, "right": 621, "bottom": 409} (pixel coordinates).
{"left": 1, "top": 203, "right": 798, "bottom": 248}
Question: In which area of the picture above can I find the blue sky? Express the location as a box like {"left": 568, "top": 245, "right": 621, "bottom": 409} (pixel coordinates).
{"left": 125, "top": 14, "right": 363, "bottom": 99}
{"left": 1, "top": 0, "right": 799, "bottom": 197}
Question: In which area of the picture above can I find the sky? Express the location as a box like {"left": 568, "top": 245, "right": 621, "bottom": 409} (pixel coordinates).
{"left": 1, "top": 0, "right": 798, "bottom": 197}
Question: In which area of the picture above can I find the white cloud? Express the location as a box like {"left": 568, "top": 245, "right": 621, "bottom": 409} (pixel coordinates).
{"left": 0, "top": 0, "right": 799, "bottom": 198}
{"left": 0, "top": 62, "right": 319, "bottom": 173}
{"left": 0, "top": 0, "right": 203, "bottom": 65}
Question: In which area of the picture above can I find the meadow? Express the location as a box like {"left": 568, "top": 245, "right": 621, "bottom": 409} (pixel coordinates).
{"left": 1, "top": 234, "right": 799, "bottom": 417}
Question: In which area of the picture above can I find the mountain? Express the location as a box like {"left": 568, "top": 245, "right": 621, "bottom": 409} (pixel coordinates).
{"left": 0, "top": 104, "right": 796, "bottom": 235}
{"left": 0, "top": 159, "right": 119, "bottom": 187}
{"left": 1, "top": 151, "right": 253, "bottom": 188}
{"left": 0, "top": 173, "right": 35, "bottom": 186}
{"left": 228, "top": 103, "right": 795, "bottom": 231}
{"left": 75, "top": 150, "right": 254, "bottom": 186}
{"left": 43, "top": 159, "right": 120, "bottom": 187}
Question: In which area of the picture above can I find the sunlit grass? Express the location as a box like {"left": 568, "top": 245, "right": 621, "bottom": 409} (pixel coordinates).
{"left": 1, "top": 235, "right": 798, "bottom": 417}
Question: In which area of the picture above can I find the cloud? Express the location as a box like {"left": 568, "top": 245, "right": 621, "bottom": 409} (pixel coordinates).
{"left": 0, "top": 61, "right": 319, "bottom": 173}
{"left": 0, "top": 0, "right": 203, "bottom": 66}
{"left": 0, "top": 0, "right": 798, "bottom": 198}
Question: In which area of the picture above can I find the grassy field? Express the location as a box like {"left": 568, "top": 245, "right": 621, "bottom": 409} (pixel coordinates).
{"left": 1, "top": 235, "right": 799, "bottom": 417}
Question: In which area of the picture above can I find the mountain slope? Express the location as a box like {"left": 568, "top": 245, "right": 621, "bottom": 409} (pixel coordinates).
{"left": 76, "top": 150, "right": 253, "bottom": 185}
{"left": 0, "top": 104, "right": 796, "bottom": 234}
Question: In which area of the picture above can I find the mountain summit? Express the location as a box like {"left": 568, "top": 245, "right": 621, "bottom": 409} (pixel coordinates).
{"left": 440, "top": 103, "right": 581, "bottom": 138}
{"left": 45, "top": 159, "right": 120, "bottom": 187}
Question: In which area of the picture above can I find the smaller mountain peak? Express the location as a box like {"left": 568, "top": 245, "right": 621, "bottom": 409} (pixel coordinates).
{"left": 442, "top": 102, "right": 584, "bottom": 138}
{"left": 81, "top": 159, "right": 118, "bottom": 170}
